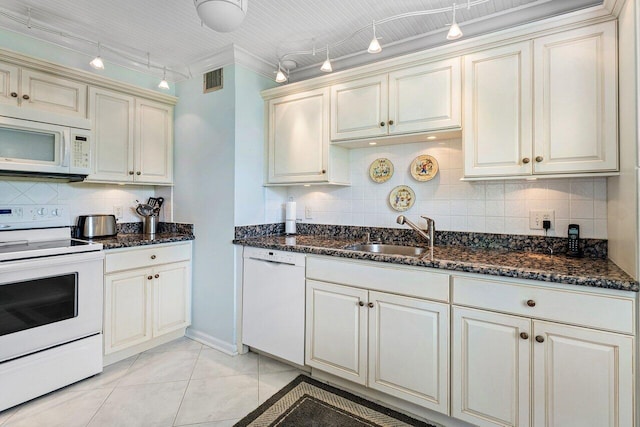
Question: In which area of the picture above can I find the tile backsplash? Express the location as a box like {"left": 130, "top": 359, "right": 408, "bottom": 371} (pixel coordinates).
{"left": 0, "top": 179, "right": 161, "bottom": 225}
{"left": 284, "top": 139, "right": 608, "bottom": 239}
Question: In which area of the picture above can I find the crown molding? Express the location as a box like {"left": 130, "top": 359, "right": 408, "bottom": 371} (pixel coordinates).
{"left": 0, "top": 47, "right": 178, "bottom": 105}
{"left": 186, "top": 43, "right": 275, "bottom": 80}
{"left": 262, "top": 4, "right": 614, "bottom": 99}
{"left": 602, "top": 0, "right": 627, "bottom": 16}
{"left": 289, "top": 0, "right": 606, "bottom": 82}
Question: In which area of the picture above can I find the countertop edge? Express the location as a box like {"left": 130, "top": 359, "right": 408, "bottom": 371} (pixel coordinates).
{"left": 233, "top": 239, "right": 639, "bottom": 292}
{"left": 99, "top": 233, "right": 195, "bottom": 250}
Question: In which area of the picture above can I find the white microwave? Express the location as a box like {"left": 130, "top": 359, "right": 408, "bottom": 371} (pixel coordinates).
{"left": 0, "top": 116, "right": 92, "bottom": 181}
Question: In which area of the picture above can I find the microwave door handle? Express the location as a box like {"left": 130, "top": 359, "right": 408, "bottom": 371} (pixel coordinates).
{"left": 61, "top": 132, "right": 70, "bottom": 167}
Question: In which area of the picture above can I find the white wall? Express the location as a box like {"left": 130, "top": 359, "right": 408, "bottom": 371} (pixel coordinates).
{"left": 234, "top": 65, "right": 279, "bottom": 226}
{"left": 284, "top": 139, "right": 608, "bottom": 239}
{"left": 607, "top": 0, "right": 638, "bottom": 278}
{"left": 173, "top": 65, "right": 237, "bottom": 349}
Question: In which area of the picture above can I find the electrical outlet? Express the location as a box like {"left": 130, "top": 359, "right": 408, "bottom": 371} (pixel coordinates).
{"left": 305, "top": 205, "right": 313, "bottom": 219}
{"left": 529, "top": 210, "right": 554, "bottom": 230}
{"left": 113, "top": 205, "right": 124, "bottom": 221}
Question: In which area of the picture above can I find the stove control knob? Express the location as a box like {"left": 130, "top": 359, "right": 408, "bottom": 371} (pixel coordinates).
{"left": 37, "top": 208, "right": 48, "bottom": 216}
{"left": 51, "top": 209, "right": 59, "bottom": 217}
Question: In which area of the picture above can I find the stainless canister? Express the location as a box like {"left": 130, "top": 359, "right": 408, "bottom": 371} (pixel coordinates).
{"left": 143, "top": 216, "right": 159, "bottom": 236}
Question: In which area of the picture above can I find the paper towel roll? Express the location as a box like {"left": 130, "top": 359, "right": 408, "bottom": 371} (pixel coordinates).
{"left": 286, "top": 201, "right": 296, "bottom": 221}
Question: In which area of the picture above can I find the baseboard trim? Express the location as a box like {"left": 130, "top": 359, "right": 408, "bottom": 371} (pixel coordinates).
{"left": 186, "top": 328, "right": 238, "bottom": 355}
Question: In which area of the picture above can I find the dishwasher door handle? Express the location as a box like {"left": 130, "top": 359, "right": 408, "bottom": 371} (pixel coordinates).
{"left": 247, "top": 257, "right": 296, "bottom": 266}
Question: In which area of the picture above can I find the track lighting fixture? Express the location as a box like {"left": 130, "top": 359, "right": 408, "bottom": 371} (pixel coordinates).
{"left": 320, "top": 45, "right": 332, "bottom": 73}
{"left": 447, "top": 3, "right": 463, "bottom": 40}
{"left": 158, "top": 67, "right": 170, "bottom": 90}
{"left": 0, "top": 7, "right": 188, "bottom": 90}
{"left": 272, "top": 0, "right": 489, "bottom": 82}
{"left": 367, "top": 22, "right": 382, "bottom": 54}
{"left": 89, "top": 42, "right": 105, "bottom": 70}
{"left": 275, "top": 62, "right": 288, "bottom": 83}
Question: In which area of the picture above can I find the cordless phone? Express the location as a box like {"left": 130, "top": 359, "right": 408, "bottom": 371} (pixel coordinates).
{"left": 567, "top": 224, "right": 582, "bottom": 257}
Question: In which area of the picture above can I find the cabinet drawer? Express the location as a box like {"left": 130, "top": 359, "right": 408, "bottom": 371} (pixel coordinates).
{"left": 307, "top": 256, "right": 449, "bottom": 302}
{"left": 105, "top": 243, "right": 191, "bottom": 273}
{"left": 452, "top": 276, "right": 635, "bottom": 334}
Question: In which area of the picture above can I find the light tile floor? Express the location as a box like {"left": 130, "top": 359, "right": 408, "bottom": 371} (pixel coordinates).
{"left": 0, "top": 337, "right": 302, "bottom": 427}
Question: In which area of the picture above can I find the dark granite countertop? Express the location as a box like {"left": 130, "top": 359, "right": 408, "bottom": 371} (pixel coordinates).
{"left": 80, "top": 222, "right": 195, "bottom": 250}
{"left": 91, "top": 232, "right": 195, "bottom": 250}
{"left": 233, "top": 234, "right": 639, "bottom": 292}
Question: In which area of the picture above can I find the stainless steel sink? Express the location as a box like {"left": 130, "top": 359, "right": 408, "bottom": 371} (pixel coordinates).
{"left": 344, "top": 243, "right": 427, "bottom": 256}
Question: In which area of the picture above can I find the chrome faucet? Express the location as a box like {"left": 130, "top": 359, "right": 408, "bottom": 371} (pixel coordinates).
{"left": 397, "top": 215, "right": 435, "bottom": 257}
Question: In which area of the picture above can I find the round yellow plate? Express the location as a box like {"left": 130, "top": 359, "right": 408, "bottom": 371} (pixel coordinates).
{"left": 410, "top": 155, "right": 439, "bottom": 182}
{"left": 389, "top": 185, "right": 415, "bottom": 212}
{"left": 369, "top": 158, "right": 394, "bottom": 183}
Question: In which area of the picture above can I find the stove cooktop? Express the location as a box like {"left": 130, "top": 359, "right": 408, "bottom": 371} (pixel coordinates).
{"left": 0, "top": 229, "right": 103, "bottom": 262}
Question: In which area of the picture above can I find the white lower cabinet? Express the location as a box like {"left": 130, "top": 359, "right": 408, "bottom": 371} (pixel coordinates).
{"left": 103, "top": 243, "right": 192, "bottom": 356}
{"left": 452, "top": 307, "right": 531, "bottom": 427}
{"left": 305, "top": 275, "right": 449, "bottom": 414}
{"left": 452, "top": 276, "right": 635, "bottom": 427}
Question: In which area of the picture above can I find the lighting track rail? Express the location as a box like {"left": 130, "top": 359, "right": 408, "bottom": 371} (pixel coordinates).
{"left": 274, "top": 0, "right": 490, "bottom": 82}
{"left": 0, "top": 7, "right": 190, "bottom": 89}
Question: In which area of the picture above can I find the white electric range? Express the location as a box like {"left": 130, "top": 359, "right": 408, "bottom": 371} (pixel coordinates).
{"left": 0, "top": 205, "right": 104, "bottom": 411}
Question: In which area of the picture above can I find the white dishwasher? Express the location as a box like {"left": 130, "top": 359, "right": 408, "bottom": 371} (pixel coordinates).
{"left": 242, "top": 247, "right": 306, "bottom": 365}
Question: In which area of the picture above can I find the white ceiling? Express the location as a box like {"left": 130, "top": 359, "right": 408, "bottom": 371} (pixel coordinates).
{"left": 0, "top": 0, "right": 603, "bottom": 82}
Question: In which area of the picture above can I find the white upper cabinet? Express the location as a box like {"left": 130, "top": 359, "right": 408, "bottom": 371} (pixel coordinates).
{"left": 88, "top": 88, "right": 174, "bottom": 185}
{"left": 0, "top": 62, "right": 19, "bottom": 106}
{"left": 464, "top": 21, "right": 618, "bottom": 179}
{"left": 331, "top": 75, "right": 389, "bottom": 140}
{"left": 331, "top": 58, "right": 461, "bottom": 142}
{"left": 135, "top": 98, "right": 174, "bottom": 184}
{"left": 463, "top": 41, "right": 533, "bottom": 178}
{"left": 89, "top": 87, "right": 135, "bottom": 182}
{"left": 388, "top": 58, "right": 461, "bottom": 134}
{"left": 267, "top": 87, "right": 349, "bottom": 185}
{"left": 533, "top": 22, "right": 618, "bottom": 174}
{"left": 0, "top": 60, "right": 88, "bottom": 118}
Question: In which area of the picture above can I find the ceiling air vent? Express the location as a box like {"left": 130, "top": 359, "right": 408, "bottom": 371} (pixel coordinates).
{"left": 203, "top": 68, "right": 223, "bottom": 93}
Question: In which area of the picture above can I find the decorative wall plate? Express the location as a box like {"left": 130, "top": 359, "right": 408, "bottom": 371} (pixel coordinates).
{"left": 389, "top": 185, "right": 415, "bottom": 212}
{"left": 410, "top": 154, "right": 439, "bottom": 181}
{"left": 369, "top": 158, "right": 394, "bottom": 183}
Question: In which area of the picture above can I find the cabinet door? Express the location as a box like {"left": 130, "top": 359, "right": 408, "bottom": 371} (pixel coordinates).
{"left": 135, "top": 98, "right": 173, "bottom": 184}
{"left": 153, "top": 261, "right": 191, "bottom": 336}
{"left": 88, "top": 87, "right": 135, "bottom": 182}
{"left": 532, "top": 321, "right": 633, "bottom": 427}
{"left": 368, "top": 292, "right": 449, "bottom": 414}
{"left": 20, "top": 68, "right": 87, "bottom": 118}
{"left": 0, "top": 61, "right": 19, "bottom": 106}
{"left": 533, "top": 22, "right": 617, "bottom": 174}
{"left": 452, "top": 307, "right": 531, "bottom": 427}
{"left": 330, "top": 75, "right": 388, "bottom": 141}
{"left": 463, "top": 42, "right": 533, "bottom": 178}
{"left": 104, "top": 268, "right": 153, "bottom": 354}
{"left": 268, "top": 88, "right": 329, "bottom": 183}
{"left": 388, "top": 58, "right": 461, "bottom": 134}
{"left": 305, "top": 280, "right": 368, "bottom": 385}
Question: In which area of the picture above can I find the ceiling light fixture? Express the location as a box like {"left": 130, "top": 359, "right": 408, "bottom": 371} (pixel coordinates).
{"left": 447, "top": 3, "right": 463, "bottom": 40}
{"left": 320, "top": 45, "right": 332, "bottom": 73}
{"left": 194, "top": 0, "right": 248, "bottom": 33}
{"left": 367, "top": 21, "right": 382, "bottom": 54}
{"left": 0, "top": 7, "right": 189, "bottom": 88}
{"left": 158, "top": 67, "right": 170, "bottom": 90}
{"left": 272, "top": 0, "right": 490, "bottom": 82}
{"left": 89, "top": 42, "right": 105, "bottom": 70}
{"left": 275, "top": 62, "right": 288, "bottom": 83}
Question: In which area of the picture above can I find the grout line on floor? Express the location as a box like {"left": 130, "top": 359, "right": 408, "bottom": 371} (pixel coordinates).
{"left": 171, "top": 343, "right": 203, "bottom": 426}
